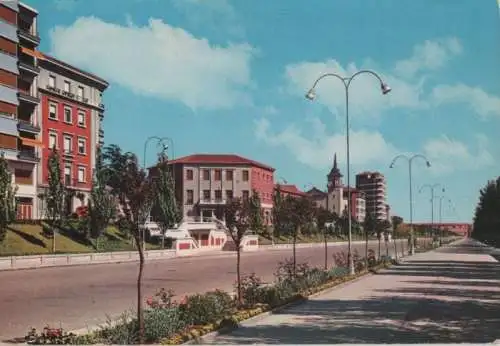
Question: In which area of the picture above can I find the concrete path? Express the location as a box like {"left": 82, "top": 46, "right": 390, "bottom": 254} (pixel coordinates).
{"left": 205, "top": 239, "right": 500, "bottom": 344}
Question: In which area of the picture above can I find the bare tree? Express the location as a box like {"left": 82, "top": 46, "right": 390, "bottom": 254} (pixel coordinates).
{"left": 315, "top": 206, "right": 335, "bottom": 270}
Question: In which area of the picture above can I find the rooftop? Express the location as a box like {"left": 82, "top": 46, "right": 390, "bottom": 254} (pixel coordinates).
{"left": 40, "top": 53, "right": 109, "bottom": 89}
{"left": 167, "top": 154, "right": 275, "bottom": 172}
{"left": 275, "top": 184, "right": 306, "bottom": 196}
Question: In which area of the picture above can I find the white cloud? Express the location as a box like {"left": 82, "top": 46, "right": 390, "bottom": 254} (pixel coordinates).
{"left": 49, "top": 17, "right": 256, "bottom": 110}
{"left": 255, "top": 117, "right": 398, "bottom": 170}
{"left": 172, "top": 0, "right": 244, "bottom": 38}
{"left": 422, "top": 134, "right": 494, "bottom": 175}
{"left": 431, "top": 84, "right": 500, "bottom": 119}
{"left": 394, "top": 38, "right": 462, "bottom": 78}
{"left": 53, "top": 0, "right": 76, "bottom": 11}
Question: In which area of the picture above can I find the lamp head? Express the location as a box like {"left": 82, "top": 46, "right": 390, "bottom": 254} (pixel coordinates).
{"left": 426, "top": 161, "right": 431, "bottom": 168}
{"left": 381, "top": 83, "right": 392, "bottom": 95}
{"left": 305, "top": 89, "right": 316, "bottom": 101}
{"left": 389, "top": 163, "right": 395, "bottom": 169}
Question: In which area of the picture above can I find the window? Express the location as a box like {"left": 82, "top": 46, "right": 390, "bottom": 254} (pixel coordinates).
{"left": 64, "top": 165, "right": 72, "bottom": 186}
{"left": 77, "top": 110, "right": 85, "bottom": 127}
{"left": 186, "top": 169, "right": 193, "bottom": 180}
{"left": 242, "top": 170, "right": 249, "bottom": 181}
{"left": 77, "top": 166, "right": 86, "bottom": 183}
{"left": 186, "top": 190, "right": 194, "bottom": 204}
{"left": 48, "top": 132, "right": 57, "bottom": 149}
{"left": 202, "top": 169, "right": 210, "bottom": 180}
{"left": 226, "top": 170, "right": 233, "bottom": 181}
{"left": 215, "top": 190, "right": 222, "bottom": 201}
{"left": 203, "top": 190, "right": 210, "bottom": 201}
{"left": 63, "top": 136, "right": 72, "bottom": 153}
{"left": 77, "top": 138, "right": 86, "bottom": 155}
{"left": 64, "top": 107, "right": 72, "bottom": 123}
{"left": 77, "top": 86, "right": 84, "bottom": 99}
{"left": 49, "top": 103, "right": 57, "bottom": 119}
{"left": 48, "top": 75, "right": 55, "bottom": 88}
{"left": 214, "top": 169, "right": 221, "bottom": 181}
{"left": 242, "top": 190, "right": 249, "bottom": 200}
{"left": 226, "top": 190, "right": 233, "bottom": 200}
{"left": 64, "top": 80, "right": 71, "bottom": 93}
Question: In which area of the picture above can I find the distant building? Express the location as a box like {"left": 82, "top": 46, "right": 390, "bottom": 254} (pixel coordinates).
{"left": 275, "top": 184, "right": 306, "bottom": 198}
{"left": 167, "top": 154, "right": 275, "bottom": 224}
{"left": 355, "top": 171, "right": 387, "bottom": 221}
{"left": 305, "top": 153, "right": 366, "bottom": 222}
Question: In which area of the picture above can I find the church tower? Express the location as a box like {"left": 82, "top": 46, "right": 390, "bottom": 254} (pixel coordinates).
{"left": 327, "top": 153, "right": 343, "bottom": 192}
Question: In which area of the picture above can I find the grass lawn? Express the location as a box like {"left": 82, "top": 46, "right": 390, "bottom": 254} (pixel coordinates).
{"left": 0, "top": 223, "right": 162, "bottom": 257}
{"left": 258, "top": 233, "right": 382, "bottom": 245}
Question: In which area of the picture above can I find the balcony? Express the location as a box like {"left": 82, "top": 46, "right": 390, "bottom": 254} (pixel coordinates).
{"left": 98, "top": 128, "right": 104, "bottom": 138}
{"left": 17, "top": 149, "right": 39, "bottom": 163}
{"left": 18, "top": 60, "right": 40, "bottom": 75}
{"left": 17, "top": 89, "right": 40, "bottom": 105}
{"left": 17, "top": 119, "right": 40, "bottom": 133}
{"left": 65, "top": 178, "right": 89, "bottom": 190}
{"left": 98, "top": 103, "right": 105, "bottom": 111}
{"left": 62, "top": 150, "right": 75, "bottom": 160}
{"left": 199, "top": 198, "right": 226, "bottom": 205}
{"left": 18, "top": 27, "right": 41, "bottom": 46}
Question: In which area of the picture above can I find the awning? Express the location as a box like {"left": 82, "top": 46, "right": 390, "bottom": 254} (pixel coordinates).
{"left": 21, "top": 137, "right": 44, "bottom": 147}
{"left": 20, "top": 47, "right": 45, "bottom": 60}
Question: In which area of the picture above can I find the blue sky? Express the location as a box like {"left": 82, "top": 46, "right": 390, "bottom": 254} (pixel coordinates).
{"left": 25, "top": 0, "right": 500, "bottom": 223}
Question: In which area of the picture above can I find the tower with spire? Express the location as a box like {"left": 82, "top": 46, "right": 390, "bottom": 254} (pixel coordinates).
{"left": 327, "top": 153, "right": 343, "bottom": 192}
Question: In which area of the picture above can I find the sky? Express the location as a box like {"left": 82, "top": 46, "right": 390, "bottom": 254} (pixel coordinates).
{"left": 24, "top": 0, "right": 500, "bottom": 223}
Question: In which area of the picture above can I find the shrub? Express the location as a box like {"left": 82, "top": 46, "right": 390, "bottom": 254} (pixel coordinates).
{"left": 332, "top": 251, "right": 348, "bottom": 268}
{"left": 181, "top": 290, "right": 234, "bottom": 326}
{"left": 144, "top": 307, "right": 185, "bottom": 342}
{"left": 25, "top": 327, "right": 77, "bottom": 345}
{"left": 239, "top": 273, "right": 263, "bottom": 307}
{"left": 95, "top": 312, "right": 138, "bottom": 345}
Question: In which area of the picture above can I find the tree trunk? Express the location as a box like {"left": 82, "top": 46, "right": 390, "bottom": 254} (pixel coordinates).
{"left": 393, "top": 235, "right": 398, "bottom": 261}
{"left": 136, "top": 233, "right": 145, "bottom": 344}
{"left": 385, "top": 239, "right": 389, "bottom": 258}
{"left": 323, "top": 230, "right": 328, "bottom": 271}
{"left": 52, "top": 221, "right": 56, "bottom": 253}
{"left": 292, "top": 233, "right": 297, "bottom": 278}
{"left": 161, "top": 230, "right": 165, "bottom": 249}
{"left": 364, "top": 231, "right": 369, "bottom": 268}
{"left": 378, "top": 236, "right": 381, "bottom": 261}
{"left": 236, "top": 244, "right": 241, "bottom": 304}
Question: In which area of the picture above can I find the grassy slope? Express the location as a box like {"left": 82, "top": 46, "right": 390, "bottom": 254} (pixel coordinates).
{"left": 0, "top": 223, "right": 161, "bottom": 257}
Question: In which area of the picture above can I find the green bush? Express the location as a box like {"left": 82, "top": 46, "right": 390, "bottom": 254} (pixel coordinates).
{"left": 181, "top": 290, "right": 235, "bottom": 326}
{"left": 144, "top": 307, "right": 185, "bottom": 342}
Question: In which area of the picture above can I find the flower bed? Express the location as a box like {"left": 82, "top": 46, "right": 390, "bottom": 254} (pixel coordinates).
{"left": 25, "top": 250, "right": 395, "bottom": 345}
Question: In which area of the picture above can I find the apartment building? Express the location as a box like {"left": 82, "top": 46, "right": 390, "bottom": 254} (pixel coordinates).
{"left": 37, "top": 54, "right": 108, "bottom": 216}
{"left": 355, "top": 171, "right": 387, "bottom": 221}
{"left": 0, "top": 2, "right": 42, "bottom": 219}
{"left": 168, "top": 154, "right": 275, "bottom": 223}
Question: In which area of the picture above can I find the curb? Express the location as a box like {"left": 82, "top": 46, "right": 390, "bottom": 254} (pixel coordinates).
{"left": 186, "top": 270, "right": 377, "bottom": 345}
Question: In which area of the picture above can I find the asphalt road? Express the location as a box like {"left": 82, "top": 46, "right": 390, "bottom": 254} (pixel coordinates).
{"left": 0, "top": 239, "right": 411, "bottom": 340}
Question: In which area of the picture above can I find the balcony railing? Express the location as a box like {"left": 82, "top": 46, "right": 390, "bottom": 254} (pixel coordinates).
{"left": 199, "top": 198, "right": 226, "bottom": 205}
{"left": 65, "top": 178, "right": 89, "bottom": 189}
{"left": 18, "top": 60, "right": 40, "bottom": 74}
{"left": 18, "top": 28, "right": 41, "bottom": 45}
{"left": 17, "top": 149, "right": 39, "bottom": 162}
{"left": 17, "top": 119, "right": 40, "bottom": 133}
{"left": 98, "top": 129, "right": 104, "bottom": 138}
{"left": 18, "top": 91, "right": 40, "bottom": 104}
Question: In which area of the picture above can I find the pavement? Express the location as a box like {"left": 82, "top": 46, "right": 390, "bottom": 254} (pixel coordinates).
{"left": 0, "top": 239, "right": 410, "bottom": 341}
{"left": 204, "top": 238, "right": 500, "bottom": 344}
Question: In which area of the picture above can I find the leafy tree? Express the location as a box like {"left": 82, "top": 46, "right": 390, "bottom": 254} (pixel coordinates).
{"left": 363, "top": 212, "right": 376, "bottom": 268}
{"left": 272, "top": 185, "right": 284, "bottom": 240}
{"left": 0, "top": 153, "right": 17, "bottom": 243}
{"left": 391, "top": 215, "right": 404, "bottom": 259}
{"left": 103, "top": 145, "right": 155, "bottom": 343}
{"left": 45, "top": 149, "right": 66, "bottom": 253}
{"left": 472, "top": 177, "right": 500, "bottom": 247}
{"left": 87, "top": 147, "right": 116, "bottom": 250}
{"left": 224, "top": 197, "right": 259, "bottom": 303}
{"left": 249, "top": 190, "right": 263, "bottom": 235}
{"left": 151, "top": 152, "right": 180, "bottom": 248}
{"left": 282, "top": 195, "right": 314, "bottom": 276}
{"left": 315, "top": 206, "right": 335, "bottom": 270}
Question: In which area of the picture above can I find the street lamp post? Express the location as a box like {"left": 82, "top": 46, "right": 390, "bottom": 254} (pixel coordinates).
{"left": 142, "top": 136, "right": 175, "bottom": 249}
{"left": 419, "top": 184, "right": 445, "bottom": 246}
{"left": 389, "top": 154, "right": 431, "bottom": 255}
{"left": 306, "top": 70, "right": 391, "bottom": 275}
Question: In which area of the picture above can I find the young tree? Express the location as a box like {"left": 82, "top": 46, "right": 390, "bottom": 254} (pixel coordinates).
{"left": 391, "top": 215, "right": 404, "bottom": 260}
{"left": 0, "top": 153, "right": 17, "bottom": 243}
{"left": 315, "top": 206, "right": 335, "bottom": 270}
{"left": 272, "top": 185, "right": 284, "bottom": 241}
{"left": 87, "top": 147, "right": 116, "bottom": 250}
{"left": 249, "top": 190, "right": 263, "bottom": 235}
{"left": 377, "top": 219, "right": 392, "bottom": 259}
{"left": 224, "top": 197, "right": 259, "bottom": 303}
{"left": 284, "top": 195, "right": 314, "bottom": 276}
{"left": 363, "top": 212, "right": 376, "bottom": 268}
{"left": 151, "top": 152, "right": 180, "bottom": 248}
{"left": 103, "top": 145, "right": 154, "bottom": 343}
{"left": 45, "top": 149, "right": 65, "bottom": 253}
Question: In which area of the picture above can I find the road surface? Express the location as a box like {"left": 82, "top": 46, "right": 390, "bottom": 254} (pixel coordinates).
{"left": 0, "top": 239, "right": 410, "bottom": 340}
{"left": 205, "top": 239, "right": 500, "bottom": 344}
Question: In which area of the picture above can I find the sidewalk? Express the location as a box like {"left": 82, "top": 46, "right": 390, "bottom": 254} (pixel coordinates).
{"left": 205, "top": 239, "right": 500, "bottom": 344}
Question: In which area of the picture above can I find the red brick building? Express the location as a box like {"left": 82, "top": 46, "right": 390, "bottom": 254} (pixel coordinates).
{"left": 275, "top": 184, "right": 306, "bottom": 198}
{"left": 412, "top": 223, "right": 471, "bottom": 237}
